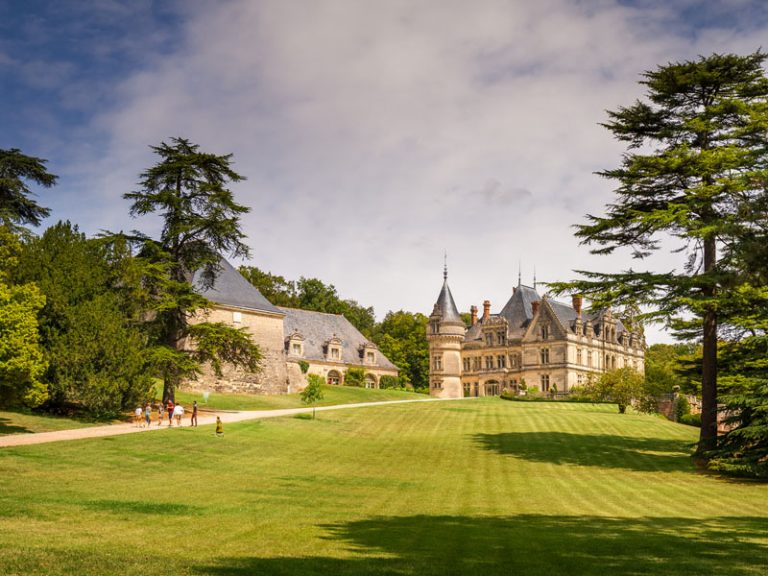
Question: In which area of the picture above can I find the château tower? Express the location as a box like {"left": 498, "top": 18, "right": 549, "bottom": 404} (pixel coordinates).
{"left": 427, "top": 265, "right": 465, "bottom": 398}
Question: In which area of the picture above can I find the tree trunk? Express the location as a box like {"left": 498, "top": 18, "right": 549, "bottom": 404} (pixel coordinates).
{"left": 698, "top": 235, "right": 718, "bottom": 454}
{"left": 162, "top": 376, "right": 175, "bottom": 405}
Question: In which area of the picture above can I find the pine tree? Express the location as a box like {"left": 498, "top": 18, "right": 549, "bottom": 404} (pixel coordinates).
{"left": 0, "top": 148, "right": 57, "bottom": 231}
{"left": 123, "top": 138, "right": 260, "bottom": 402}
{"left": 550, "top": 52, "right": 768, "bottom": 452}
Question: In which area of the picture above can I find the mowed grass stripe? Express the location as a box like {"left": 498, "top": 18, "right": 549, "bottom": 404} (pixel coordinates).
{"left": 1, "top": 399, "right": 766, "bottom": 576}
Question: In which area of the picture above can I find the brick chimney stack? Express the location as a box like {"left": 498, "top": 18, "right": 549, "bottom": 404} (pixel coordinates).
{"left": 482, "top": 300, "right": 491, "bottom": 322}
{"left": 531, "top": 301, "right": 540, "bottom": 316}
{"left": 572, "top": 295, "right": 583, "bottom": 315}
{"left": 470, "top": 305, "right": 478, "bottom": 326}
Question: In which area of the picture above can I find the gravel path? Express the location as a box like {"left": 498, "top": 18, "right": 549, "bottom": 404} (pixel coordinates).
{"left": 0, "top": 397, "right": 464, "bottom": 448}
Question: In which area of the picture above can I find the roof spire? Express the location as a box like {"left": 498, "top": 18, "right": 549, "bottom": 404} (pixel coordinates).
{"left": 518, "top": 260, "right": 522, "bottom": 287}
{"left": 443, "top": 250, "right": 448, "bottom": 281}
{"left": 533, "top": 266, "right": 537, "bottom": 289}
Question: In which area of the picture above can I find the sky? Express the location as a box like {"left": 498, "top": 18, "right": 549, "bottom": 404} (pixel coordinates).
{"left": 2, "top": 0, "right": 768, "bottom": 344}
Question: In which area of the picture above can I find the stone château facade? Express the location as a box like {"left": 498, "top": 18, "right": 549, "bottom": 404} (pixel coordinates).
{"left": 187, "top": 259, "right": 398, "bottom": 395}
{"left": 427, "top": 268, "right": 645, "bottom": 398}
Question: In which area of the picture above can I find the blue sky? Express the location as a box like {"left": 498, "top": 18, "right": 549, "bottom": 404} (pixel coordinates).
{"left": 2, "top": 0, "right": 767, "bottom": 343}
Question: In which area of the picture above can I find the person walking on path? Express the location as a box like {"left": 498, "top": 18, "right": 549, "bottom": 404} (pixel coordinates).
{"left": 157, "top": 403, "right": 164, "bottom": 426}
{"left": 144, "top": 403, "right": 151, "bottom": 428}
{"left": 190, "top": 400, "right": 198, "bottom": 427}
{"left": 173, "top": 403, "right": 184, "bottom": 427}
{"left": 166, "top": 399, "right": 174, "bottom": 427}
{"left": 134, "top": 406, "right": 143, "bottom": 427}
{"left": 215, "top": 416, "right": 223, "bottom": 437}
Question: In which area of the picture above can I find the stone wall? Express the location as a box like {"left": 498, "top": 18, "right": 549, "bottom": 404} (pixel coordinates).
{"left": 184, "top": 306, "right": 289, "bottom": 395}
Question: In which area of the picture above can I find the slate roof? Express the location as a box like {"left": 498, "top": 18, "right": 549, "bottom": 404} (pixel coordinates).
{"left": 432, "top": 277, "right": 463, "bottom": 324}
{"left": 193, "top": 258, "right": 284, "bottom": 316}
{"left": 280, "top": 307, "right": 399, "bottom": 371}
{"left": 498, "top": 284, "right": 542, "bottom": 336}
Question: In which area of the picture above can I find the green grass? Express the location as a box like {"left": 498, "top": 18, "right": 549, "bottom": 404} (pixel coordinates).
{"left": 171, "top": 383, "right": 425, "bottom": 411}
{"left": 0, "top": 400, "right": 766, "bottom": 575}
{"left": 0, "top": 410, "right": 103, "bottom": 436}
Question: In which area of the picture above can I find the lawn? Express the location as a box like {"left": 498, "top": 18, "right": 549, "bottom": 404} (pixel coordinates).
{"left": 171, "top": 383, "right": 425, "bottom": 411}
{"left": 0, "top": 410, "right": 103, "bottom": 436}
{"left": 0, "top": 399, "right": 766, "bottom": 575}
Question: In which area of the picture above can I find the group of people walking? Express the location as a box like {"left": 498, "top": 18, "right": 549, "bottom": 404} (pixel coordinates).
{"left": 133, "top": 400, "right": 199, "bottom": 428}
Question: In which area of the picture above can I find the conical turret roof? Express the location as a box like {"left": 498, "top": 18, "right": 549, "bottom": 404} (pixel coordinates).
{"left": 432, "top": 268, "right": 463, "bottom": 324}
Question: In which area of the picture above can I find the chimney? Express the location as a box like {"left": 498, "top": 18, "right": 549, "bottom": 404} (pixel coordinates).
{"left": 531, "top": 300, "right": 540, "bottom": 316}
{"left": 470, "top": 305, "right": 478, "bottom": 326}
{"left": 482, "top": 300, "right": 491, "bottom": 322}
{"left": 572, "top": 295, "right": 583, "bottom": 315}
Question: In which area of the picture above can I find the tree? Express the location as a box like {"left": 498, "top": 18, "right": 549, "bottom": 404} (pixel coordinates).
{"left": 15, "top": 222, "right": 154, "bottom": 415}
{"left": 239, "top": 265, "right": 377, "bottom": 338}
{"left": 0, "top": 148, "right": 57, "bottom": 232}
{"left": 549, "top": 52, "right": 768, "bottom": 452}
{"left": 592, "top": 368, "right": 645, "bottom": 414}
{"left": 238, "top": 266, "right": 298, "bottom": 307}
{"left": 644, "top": 343, "right": 699, "bottom": 397}
{"left": 373, "top": 311, "right": 430, "bottom": 391}
{"left": 301, "top": 373, "right": 325, "bottom": 419}
{"left": 0, "top": 226, "right": 47, "bottom": 408}
{"left": 123, "top": 138, "right": 260, "bottom": 402}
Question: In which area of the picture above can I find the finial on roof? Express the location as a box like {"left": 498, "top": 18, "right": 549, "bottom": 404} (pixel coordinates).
{"left": 443, "top": 250, "right": 448, "bottom": 281}
{"left": 518, "top": 260, "right": 522, "bottom": 287}
{"left": 533, "top": 266, "right": 537, "bottom": 289}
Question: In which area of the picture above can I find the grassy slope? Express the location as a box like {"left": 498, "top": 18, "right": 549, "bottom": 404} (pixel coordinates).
{"left": 0, "top": 400, "right": 766, "bottom": 576}
{"left": 172, "top": 384, "right": 424, "bottom": 411}
{"left": 0, "top": 410, "right": 102, "bottom": 436}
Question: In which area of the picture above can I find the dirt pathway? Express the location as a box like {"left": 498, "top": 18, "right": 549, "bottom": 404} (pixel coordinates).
{"left": 0, "top": 397, "right": 466, "bottom": 448}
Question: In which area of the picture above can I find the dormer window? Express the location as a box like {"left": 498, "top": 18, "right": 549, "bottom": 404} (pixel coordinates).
{"left": 286, "top": 330, "right": 305, "bottom": 357}
{"left": 324, "top": 335, "right": 343, "bottom": 362}
{"left": 541, "top": 325, "right": 550, "bottom": 340}
{"left": 366, "top": 351, "right": 375, "bottom": 364}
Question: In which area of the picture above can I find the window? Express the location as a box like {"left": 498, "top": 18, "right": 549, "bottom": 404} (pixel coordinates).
{"left": 473, "top": 357, "right": 481, "bottom": 371}
{"left": 432, "top": 379, "right": 443, "bottom": 390}
{"left": 463, "top": 358, "right": 470, "bottom": 371}
{"left": 577, "top": 373, "right": 584, "bottom": 385}
{"left": 576, "top": 348, "right": 583, "bottom": 365}
{"left": 541, "top": 325, "right": 550, "bottom": 339}
{"left": 366, "top": 351, "right": 375, "bottom": 364}
{"left": 433, "top": 355, "right": 443, "bottom": 370}
{"left": 485, "top": 333, "right": 494, "bottom": 346}
{"left": 292, "top": 343, "right": 302, "bottom": 356}
{"left": 331, "top": 347, "right": 340, "bottom": 360}
{"left": 430, "top": 320, "right": 439, "bottom": 334}
{"left": 463, "top": 382, "right": 471, "bottom": 397}
{"left": 497, "top": 331, "right": 506, "bottom": 345}
{"left": 485, "top": 356, "right": 494, "bottom": 370}
{"left": 497, "top": 355, "right": 506, "bottom": 369}
{"left": 540, "top": 348, "right": 550, "bottom": 365}
{"left": 587, "top": 351, "right": 593, "bottom": 367}
{"left": 541, "top": 374, "right": 550, "bottom": 391}
{"left": 233, "top": 311, "right": 242, "bottom": 324}
{"left": 509, "top": 354, "right": 518, "bottom": 368}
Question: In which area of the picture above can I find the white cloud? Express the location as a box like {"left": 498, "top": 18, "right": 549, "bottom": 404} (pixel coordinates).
{"left": 49, "top": 0, "right": 768, "bottom": 344}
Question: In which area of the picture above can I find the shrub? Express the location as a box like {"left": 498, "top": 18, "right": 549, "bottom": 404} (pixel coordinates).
{"left": 379, "top": 375, "right": 399, "bottom": 389}
{"left": 298, "top": 360, "right": 309, "bottom": 374}
{"left": 345, "top": 367, "right": 366, "bottom": 387}
{"left": 674, "top": 395, "right": 691, "bottom": 421}
{"left": 679, "top": 413, "right": 701, "bottom": 427}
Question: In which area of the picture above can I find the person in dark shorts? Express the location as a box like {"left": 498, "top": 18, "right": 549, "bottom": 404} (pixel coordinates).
{"left": 215, "top": 416, "right": 223, "bottom": 437}
{"left": 166, "top": 399, "right": 174, "bottom": 427}
{"left": 190, "top": 400, "right": 198, "bottom": 427}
